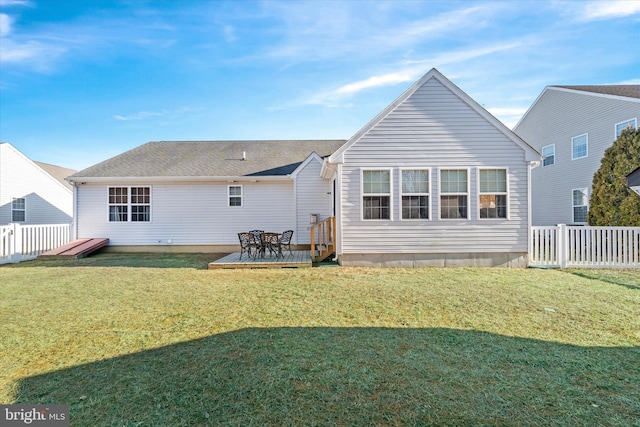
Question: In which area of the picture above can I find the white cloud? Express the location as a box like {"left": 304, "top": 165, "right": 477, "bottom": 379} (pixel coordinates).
{"left": 113, "top": 107, "right": 201, "bottom": 121}
{"left": 303, "top": 41, "right": 524, "bottom": 107}
{"left": 579, "top": 0, "right": 640, "bottom": 21}
{"left": 0, "top": 0, "right": 33, "bottom": 6}
{"left": 0, "top": 13, "right": 12, "bottom": 36}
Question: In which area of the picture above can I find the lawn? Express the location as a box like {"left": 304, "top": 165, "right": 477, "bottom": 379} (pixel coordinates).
{"left": 1, "top": 254, "right": 639, "bottom": 426}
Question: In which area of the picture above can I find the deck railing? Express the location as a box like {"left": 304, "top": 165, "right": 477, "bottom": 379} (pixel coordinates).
{"left": 530, "top": 224, "right": 640, "bottom": 268}
{"left": 310, "top": 216, "right": 336, "bottom": 262}
{"left": 0, "top": 223, "right": 71, "bottom": 264}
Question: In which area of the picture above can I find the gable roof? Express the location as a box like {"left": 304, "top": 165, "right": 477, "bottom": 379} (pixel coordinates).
{"left": 35, "top": 161, "right": 76, "bottom": 190}
{"left": 328, "top": 68, "right": 539, "bottom": 164}
{"left": 69, "top": 140, "right": 346, "bottom": 182}
{"left": 1, "top": 142, "right": 74, "bottom": 193}
{"left": 514, "top": 84, "right": 640, "bottom": 130}
{"left": 552, "top": 85, "right": 640, "bottom": 99}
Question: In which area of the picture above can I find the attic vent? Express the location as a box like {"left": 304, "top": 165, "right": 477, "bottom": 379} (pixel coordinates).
{"left": 227, "top": 151, "right": 246, "bottom": 161}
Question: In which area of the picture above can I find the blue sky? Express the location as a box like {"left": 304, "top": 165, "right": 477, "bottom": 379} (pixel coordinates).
{"left": 1, "top": 0, "right": 639, "bottom": 171}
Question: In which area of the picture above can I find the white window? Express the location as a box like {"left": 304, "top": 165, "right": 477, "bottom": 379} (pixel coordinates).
{"left": 11, "top": 198, "right": 26, "bottom": 222}
{"left": 479, "top": 169, "right": 508, "bottom": 219}
{"left": 615, "top": 118, "right": 637, "bottom": 138}
{"left": 109, "top": 187, "right": 151, "bottom": 222}
{"left": 542, "top": 144, "right": 555, "bottom": 167}
{"left": 572, "top": 188, "right": 588, "bottom": 224}
{"left": 572, "top": 134, "right": 588, "bottom": 160}
{"left": 229, "top": 185, "right": 242, "bottom": 207}
{"left": 440, "top": 169, "right": 468, "bottom": 219}
{"left": 130, "top": 187, "right": 151, "bottom": 222}
{"left": 401, "top": 169, "right": 429, "bottom": 220}
{"left": 362, "top": 170, "right": 391, "bottom": 220}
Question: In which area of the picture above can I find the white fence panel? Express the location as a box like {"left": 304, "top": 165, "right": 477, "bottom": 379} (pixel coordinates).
{"left": 530, "top": 224, "right": 640, "bottom": 269}
{"left": 0, "top": 223, "right": 71, "bottom": 264}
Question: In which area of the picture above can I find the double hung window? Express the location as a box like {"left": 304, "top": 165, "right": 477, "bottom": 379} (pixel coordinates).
{"left": 229, "top": 185, "right": 242, "bottom": 207}
{"left": 11, "top": 198, "right": 26, "bottom": 222}
{"left": 542, "top": 144, "right": 555, "bottom": 167}
{"left": 440, "top": 169, "right": 468, "bottom": 219}
{"left": 109, "top": 187, "right": 151, "bottom": 222}
{"left": 572, "top": 134, "right": 588, "bottom": 160}
{"left": 401, "top": 169, "right": 429, "bottom": 220}
{"left": 616, "top": 118, "right": 637, "bottom": 138}
{"left": 362, "top": 170, "right": 391, "bottom": 220}
{"left": 572, "top": 188, "right": 588, "bottom": 223}
{"left": 479, "top": 169, "right": 507, "bottom": 219}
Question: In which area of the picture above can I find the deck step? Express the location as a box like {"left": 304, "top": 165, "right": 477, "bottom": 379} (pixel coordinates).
{"left": 39, "top": 238, "right": 109, "bottom": 259}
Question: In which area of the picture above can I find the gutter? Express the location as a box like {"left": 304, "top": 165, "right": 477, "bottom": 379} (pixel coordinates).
{"left": 66, "top": 175, "right": 294, "bottom": 184}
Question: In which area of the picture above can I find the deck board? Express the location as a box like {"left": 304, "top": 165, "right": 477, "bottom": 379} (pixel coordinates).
{"left": 39, "top": 238, "right": 109, "bottom": 259}
{"left": 209, "top": 250, "right": 312, "bottom": 269}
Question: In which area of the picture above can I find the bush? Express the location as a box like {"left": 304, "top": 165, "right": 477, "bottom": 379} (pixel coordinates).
{"left": 588, "top": 127, "right": 640, "bottom": 226}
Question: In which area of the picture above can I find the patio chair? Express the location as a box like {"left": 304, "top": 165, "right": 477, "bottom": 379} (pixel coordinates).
{"left": 237, "top": 232, "right": 256, "bottom": 260}
{"left": 249, "top": 230, "right": 264, "bottom": 259}
{"left": 280, "top": 230, "right": 294, "bottom": 256}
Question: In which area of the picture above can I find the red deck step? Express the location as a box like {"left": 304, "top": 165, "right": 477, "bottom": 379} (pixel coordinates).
{"left": 40, "top": 238, "right": 109, "bottom": 259}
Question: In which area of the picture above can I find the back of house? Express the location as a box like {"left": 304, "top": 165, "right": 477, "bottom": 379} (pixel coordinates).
{"left": 67, "top": 140, "right": 345, "bottom": 251}
{"left": 514, "top": 85, "right": 640, "bottom": 226}
{"left": 323, "top": 69, "right": 540, "bottom": 267}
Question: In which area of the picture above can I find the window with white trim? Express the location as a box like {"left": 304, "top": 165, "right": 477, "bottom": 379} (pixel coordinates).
{"left": 362, "top": 170, "right": 390, "bottom": 220}
{"left": 616, "top": 118, "right": 637, "bottom": 138}
{"left": 440, "top": 169, "right": 468, "bottom": 219}
{"left": 11, "top": 198, "right": 26, "bottom": 222}
{"left": 401, "top": 169, "right": 429, "bottom": 220}
{"left": 479, "top": 169, "right": 507, "bottom": 219}
{"left": 572, "top": 188, "right": 588, "bottom": 223}
{"left": 109, "top": 187, "right": 151, "bottom": 222}
{"left": 542, "top": 144, "right": 555, "bottom": 167}
{"left": 572, "top": 134, "right": 588, "bottom": 160}
{"left": 229, "top": 185, "right": 242, "bottom": 207}
{"left": 130, "top": 187, "right": 151, "bottom": 222}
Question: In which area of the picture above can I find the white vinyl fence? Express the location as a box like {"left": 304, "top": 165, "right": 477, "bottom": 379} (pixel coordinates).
{"left": 530, "top": 224, "right": 640, "bottom": 268}
{"left": 0, "top": 223, "right": 71, "bottom": 264}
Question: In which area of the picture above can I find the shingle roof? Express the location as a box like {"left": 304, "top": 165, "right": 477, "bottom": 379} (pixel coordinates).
{"left": 35, "top": 161, "right": 76, "bottom": 190}
{"left": 70, "top": 140, "right": 347, "bottom": 179}
{"left": 552, "top": 85, "right": 640, "bottom": 99}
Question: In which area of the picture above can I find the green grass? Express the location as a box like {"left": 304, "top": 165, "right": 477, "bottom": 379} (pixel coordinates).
{"left": 1, "top": 254, "right": 639, "bottom": 426}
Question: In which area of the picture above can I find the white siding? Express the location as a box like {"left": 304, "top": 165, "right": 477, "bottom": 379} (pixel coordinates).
{"left": 294, "top": 158, "right": 333, "bottom": 244}
{"left": 76, "top": 181, "right": 296, "bottom": 245}
{"left": 0, "top": 143, "right": 73, "bottom": 225}
{"left": 515, "top": 88, "right": 640, "bottom": 226}
{"left": 339, "top": 77, "right": 530, "bottom": 254}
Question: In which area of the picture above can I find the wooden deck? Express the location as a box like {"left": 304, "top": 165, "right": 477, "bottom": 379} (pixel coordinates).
{"left": 209, "top": 250, "right": 312, "bottom": 269}
{"left": 39, "top": 238, "right": 109, "bottom": 259}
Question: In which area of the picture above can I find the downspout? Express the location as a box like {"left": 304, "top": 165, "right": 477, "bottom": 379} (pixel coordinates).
{"left": 528, "top": 160, "right": 541, "bottom": 265}
{"left": 333, "top": 163, "right": 343, "bottom": 262}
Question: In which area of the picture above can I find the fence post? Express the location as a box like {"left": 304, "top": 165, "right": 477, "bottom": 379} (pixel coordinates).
{"left": 558, "top": 224, "right": 567, "bottom": 269}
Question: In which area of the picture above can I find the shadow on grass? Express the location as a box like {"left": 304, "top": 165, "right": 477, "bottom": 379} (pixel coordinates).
{"left": 1, "top": 252, "right": 226, "bottom": 270}
{"left": 14, "top": 328, "right": 640, "bottom": 426}
{"left": 565, "top": 269, "right": 640, "bottom": 291}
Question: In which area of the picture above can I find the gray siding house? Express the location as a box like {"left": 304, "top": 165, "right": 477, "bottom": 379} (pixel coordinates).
{"left": 322, "top": 68, "right": 539, "bottom": 267}
{"left": 69, "top": 69, "right": 539, "bottom": 266}
{"left": 67, "top": 140, "right": 344, "bottom": 251}
{"left": 0, "top": 142, "right": 75, "bottom": 225}
{"left": 514, "top": 85, "right": 640, "bottom": 226}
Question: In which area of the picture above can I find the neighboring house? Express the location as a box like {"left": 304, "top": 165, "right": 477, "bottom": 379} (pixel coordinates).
{"left": 513, "top": 85, "right": 640, "bottom": 226}
{"left": 628, "top": 167, "right": 640, "bottom": 196}
{"left": 0, "top": 142, "right": 75, "bottom": 225}
{"left": 68, "top": 68, "right": 539, "bottom": 266}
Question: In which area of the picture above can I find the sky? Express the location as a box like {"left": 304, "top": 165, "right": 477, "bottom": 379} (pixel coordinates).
{"left": 1, "top": 0, "right": 639, "bottom": 171}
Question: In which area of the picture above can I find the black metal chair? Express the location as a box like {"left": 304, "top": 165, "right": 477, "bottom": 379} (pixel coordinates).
{"left": 280, "top": 230, "right": 294, "bottom": 255}
{"left": 237, "top": 232, "right": 253, "bottom": 260}
{"left": 249, "top": 230, "right": 264, "bottom": 259}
